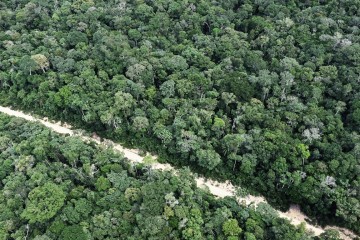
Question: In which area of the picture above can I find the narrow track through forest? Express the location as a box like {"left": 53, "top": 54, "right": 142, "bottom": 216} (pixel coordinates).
{"left": 0, "top": 106, "right": 357, "bottom": 240}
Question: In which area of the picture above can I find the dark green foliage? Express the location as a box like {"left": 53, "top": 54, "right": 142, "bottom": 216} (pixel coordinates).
{"left": 0, "top": 0, "right": 359, "bottom": 234}
{"left": 60, "top": 225, "right": 87, "bottom": 240}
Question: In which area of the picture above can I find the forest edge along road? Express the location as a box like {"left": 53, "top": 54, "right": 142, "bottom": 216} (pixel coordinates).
{"left": 0, "top": 105, "right": 357, "bottom": 240}
{"left": 0, "top": 106, "right": 356, "bottom": 239}
{"left": 1, "top": 106, "right": 356, "bottom": 239}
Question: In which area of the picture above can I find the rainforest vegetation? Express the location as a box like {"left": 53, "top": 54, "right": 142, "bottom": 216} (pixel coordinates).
{"left": 0, "top": 0, "right": 359, "bottom": 234}
{"left": 0, "top": 113, "right": 324, "bottom": 240}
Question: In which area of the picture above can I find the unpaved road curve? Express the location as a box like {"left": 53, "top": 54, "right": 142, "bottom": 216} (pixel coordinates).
{"left": 0, "top": 106, "right": 357, "bottom": 239}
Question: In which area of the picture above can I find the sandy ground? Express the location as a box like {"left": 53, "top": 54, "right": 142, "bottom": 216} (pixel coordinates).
{"left": 0, "top": 106, "right": 357, "bottom": 239}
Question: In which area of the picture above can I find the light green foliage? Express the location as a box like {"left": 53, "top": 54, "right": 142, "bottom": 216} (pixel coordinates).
{"left": 95, "top": 176, "right": 111, "bottom": 191}
{"left": 143, "top": 155, "right": 157, "bottom": 165}
{"left": 222, "top": 134, "right": 245, "bottom": 154}
{"left": 223, "top": 219, "right": 242, "bottom": 236}
{"left": 132, "top": 116, "right": 149, "bottom": 133}
{"left": 21, "top": 183, "right": 65, "bottom": 223}
{"left": 125, "top": 187, "right": 141, "bottom": 203}
{"left": 160, "top": 80, "right": 175, "bottom": 97}
{"left": 212, "top": 117, "right": 225, "bottom": 132}
{"left": 318, "top": 229, "right": 341, "bottom": 240}
{"left": 244, "top": 232, "right": 256, "bottom": 240}
{"left": 196, "top": 149, "right": 222, "bottom": 170}
{"left": 182, "top": 208, "right": 204, "bottom": 240}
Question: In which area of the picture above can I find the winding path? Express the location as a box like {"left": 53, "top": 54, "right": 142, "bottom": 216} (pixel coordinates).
{"left": 0, "top": 106, "right": 357, "bottom": 239}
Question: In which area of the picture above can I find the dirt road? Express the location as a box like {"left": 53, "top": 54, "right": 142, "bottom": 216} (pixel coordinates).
{"left": 0, "top": 106, "right": 356, "bottom": 239}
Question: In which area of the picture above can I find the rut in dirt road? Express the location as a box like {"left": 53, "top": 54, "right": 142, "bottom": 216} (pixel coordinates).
{"left": 0, "top": 106, "right": 357, "bottom": 240}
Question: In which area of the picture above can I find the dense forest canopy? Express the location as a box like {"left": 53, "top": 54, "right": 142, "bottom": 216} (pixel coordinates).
{"left": 0, "top": 113, "right": 321, "bottom": 240}
{"left": 0, "top": 0, "right": 359, "bottom": 234}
